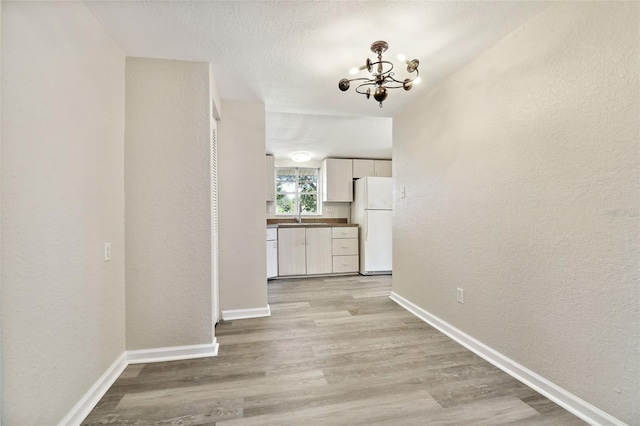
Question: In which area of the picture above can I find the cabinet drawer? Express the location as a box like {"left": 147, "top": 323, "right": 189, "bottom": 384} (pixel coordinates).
{"left": 332, "top": 227, "right": 358, "bottom": 239}
{"left": 333, "top": 255, "right": 359, "bottom": 273}
{"left": 266, "top": 228, "right": 277, "bottom": 241}
{"left": 332, "top": 238, "right": 358, "bottom": 256}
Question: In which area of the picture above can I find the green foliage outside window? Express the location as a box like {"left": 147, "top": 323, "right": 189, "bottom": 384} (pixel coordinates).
{"left": 275, "top": 168, "right": 319, "bottom": 215}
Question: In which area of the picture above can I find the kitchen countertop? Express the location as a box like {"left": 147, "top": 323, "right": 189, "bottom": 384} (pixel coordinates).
{"left": 267, "top": 218, "right": 358, "bottom": 229}
{"left": 270, "top": 223, "right": 358, "bottom": 228}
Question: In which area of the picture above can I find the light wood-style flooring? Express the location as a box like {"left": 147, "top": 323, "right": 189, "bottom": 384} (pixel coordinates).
{"left": 83, "top": 275, "right": 585, "bottom": 425}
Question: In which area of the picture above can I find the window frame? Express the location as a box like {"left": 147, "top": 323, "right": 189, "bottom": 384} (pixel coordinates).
{"left": 275, "top": 167, "right": 321, "bottom": 216}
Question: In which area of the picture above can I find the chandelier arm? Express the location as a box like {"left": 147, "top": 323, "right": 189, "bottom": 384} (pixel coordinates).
{"left": 354, "top": 82, "right": 377, "bottom": 95}
{"left": 387, "top": 69, "right": 420, "bottom": 85}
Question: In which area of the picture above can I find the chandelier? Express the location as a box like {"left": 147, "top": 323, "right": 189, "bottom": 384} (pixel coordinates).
{"left": 338, "top": 40, "right": 420, "bottom": 108}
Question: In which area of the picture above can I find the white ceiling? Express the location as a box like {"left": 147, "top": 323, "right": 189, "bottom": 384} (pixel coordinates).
{"left": 84, "top": 0, "right": 550, "bottom": 159}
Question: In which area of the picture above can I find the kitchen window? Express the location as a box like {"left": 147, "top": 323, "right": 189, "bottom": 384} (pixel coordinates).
{"left": 275, "top": 167, "right": 320, "bottom": 215}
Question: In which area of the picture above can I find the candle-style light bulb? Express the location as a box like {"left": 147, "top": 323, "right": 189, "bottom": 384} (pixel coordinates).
{"left": 349, "top": 62, "right": 369, "bottom": 75}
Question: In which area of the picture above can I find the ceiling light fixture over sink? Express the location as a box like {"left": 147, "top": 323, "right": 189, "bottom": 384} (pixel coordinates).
{"left": 291, "top": 151, "right": 311, "bottom": 162}
{"left": 338, "top": 40, "right": 420, "bottom": 108}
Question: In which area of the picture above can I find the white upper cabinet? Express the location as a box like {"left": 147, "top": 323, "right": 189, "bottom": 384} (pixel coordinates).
{"left": 353, "top": 159, "right": 375, "bottom": 179}
{"left": 374, "top": 160, "right": 392, "bottom": 177}
{"left": 322, "top": 158, "right": 353, "bottom": 202}
{"left": 352, "top": 159, "right": 392, "bottom": 178}
{"left": 266, "top": 155, "right": 275, "bottom": 201}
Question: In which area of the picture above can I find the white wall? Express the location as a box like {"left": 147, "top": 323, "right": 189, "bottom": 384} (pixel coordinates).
{"left": 266, "top": 112, "right": 393, "bottom": 161}
{"left": 0, "top": 3, "right": 3, "bottom": 423}
{"left": 125, "top": 57, "right": 214, "bottom": 350}
{"left": 218, "top": 101, "right": 268, "bottom": 312}
{"left": 1, "top": 2, "right": 126, "bottom": 423}
{"left": 392, "top": 2, "right": 639, "bottom": 424}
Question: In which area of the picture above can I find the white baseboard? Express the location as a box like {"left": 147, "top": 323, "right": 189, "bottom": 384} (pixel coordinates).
{"left": 389, "top": 291, "right": 626, "bottom": 426}
{"left": 127, "top": 339, "right": 219, "bottom": 364}
{"left": 58, "top": 352, "right": 128, "bottom": 426}
{"left": 221, "top": 304, "right": 271, "bottom": 321}
{"left": 60, "top": 340, "right": 219, "bottom": 425}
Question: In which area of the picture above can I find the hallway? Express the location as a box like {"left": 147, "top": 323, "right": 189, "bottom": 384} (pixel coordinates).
{"left": 83, "top": 275, "right": 584, "bottom": 425}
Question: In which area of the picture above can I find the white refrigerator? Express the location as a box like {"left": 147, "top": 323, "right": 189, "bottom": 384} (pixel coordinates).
{"left": 351, "top": 177, "right": 392, "bottom": 275}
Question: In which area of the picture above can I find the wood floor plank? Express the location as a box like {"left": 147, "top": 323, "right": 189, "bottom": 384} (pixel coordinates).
{"left": 217, "top": 388, "right": 442, "bottom": 426}
{"left": 83, "top": 275, "right": 585, "bottom": 425}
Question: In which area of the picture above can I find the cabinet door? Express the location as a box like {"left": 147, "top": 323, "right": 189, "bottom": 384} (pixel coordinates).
{"left": 305, "top": 228, "right": 333, "bottom": 275}
{"left": 353, "top": 159, "right": 375, "bottom": 179}
{"left": 374, "top": 160, "right": 392, "bottom": 177}
{"left": 322, "top": 159, "right": 353, "bottom": 202}
{"left": 267, "top": 240, "right": 278, "bottom": 278}
{"left": 278, "top": 228, "right": 306, "bottom": 276}
{"left": 266, "top": 155, "right": 276, "bottom": 201}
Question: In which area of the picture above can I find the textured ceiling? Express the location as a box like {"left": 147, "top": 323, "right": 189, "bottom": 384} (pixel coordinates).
{"left": 84, "top": 0, "right": 551, "bottom": 159}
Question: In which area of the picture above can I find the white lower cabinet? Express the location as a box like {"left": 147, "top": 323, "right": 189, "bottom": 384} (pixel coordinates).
{"left": 278, "top": 228, "right": 306, "bottom": 276}
{"left": 331, "top": 227, "right": 359, "bottom": 273}
{"left": 277, "top": 227, "right": 332, "bottom": 276}
{"left": 277, "top": 226, "right": 359, "bottom": 276}
{"left": 332, "top": 238, "right": 358, "bottom": 256}
{"left": 267, "top": 228, "right": 278, "bottom": 279}
{"left": 267, "top": 240, "right": 278, "bottom": 278}
{"left": 305, "top": 228, "right": 333, "bottom": 275}
{"left": 333, "top": 255, "right": 359, "bottom": 273}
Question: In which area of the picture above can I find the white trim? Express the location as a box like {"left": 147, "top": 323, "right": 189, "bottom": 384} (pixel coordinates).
{"left": 221, "top": 305, "right": 271, "bottom": 321}
{"left": 127, "top": 340, "right": 219, "bottom": 364}
{"left": 58, "top": 352, "right": 128, "bottom": 426}
{"left": 389, "top": 292, "right": 626, "bottom": 426}
{"left": 60, "top": 340, "right": 219, "bottom": 425}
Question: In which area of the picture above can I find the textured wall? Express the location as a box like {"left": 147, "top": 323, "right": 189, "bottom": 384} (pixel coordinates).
{"left": 125, "top": 58, "right": 213, "bottom": 349}
{"left": 392, "top": 2, "right": 639, "bottom": 424}
{"left": 1, "top": 2, "right": 126, "bottom": 423}
{"left": 0, "top": 3, "right": 4, "bottom": 423}
{"left": 218, "top": 101, "right": 268, "bottom": 312}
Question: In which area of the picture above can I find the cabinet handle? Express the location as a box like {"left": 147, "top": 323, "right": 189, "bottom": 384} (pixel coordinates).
{"left": 342, "top": 245, "right": 348, "bottom": 248}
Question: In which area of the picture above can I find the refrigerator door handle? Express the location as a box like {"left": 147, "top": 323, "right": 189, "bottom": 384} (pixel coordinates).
{"left": 365, "top": 215, "right": 368, "bottom": 242}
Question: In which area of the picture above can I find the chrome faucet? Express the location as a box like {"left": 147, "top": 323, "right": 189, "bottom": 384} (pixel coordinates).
{"left": 295, "top": 203, "right": 302, "bottom": 223}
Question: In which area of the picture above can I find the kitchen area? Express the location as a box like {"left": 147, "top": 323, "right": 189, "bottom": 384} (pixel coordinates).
{"left": 266, "top": 157, "right": 393, "bottom": 279}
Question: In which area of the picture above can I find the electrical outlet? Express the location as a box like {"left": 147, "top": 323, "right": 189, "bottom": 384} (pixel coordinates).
{"left": 456, "top": 288, "right": 464, "bottom": 304}
{"left": 104, "top": 243, "right": 111, "bottom": 262}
